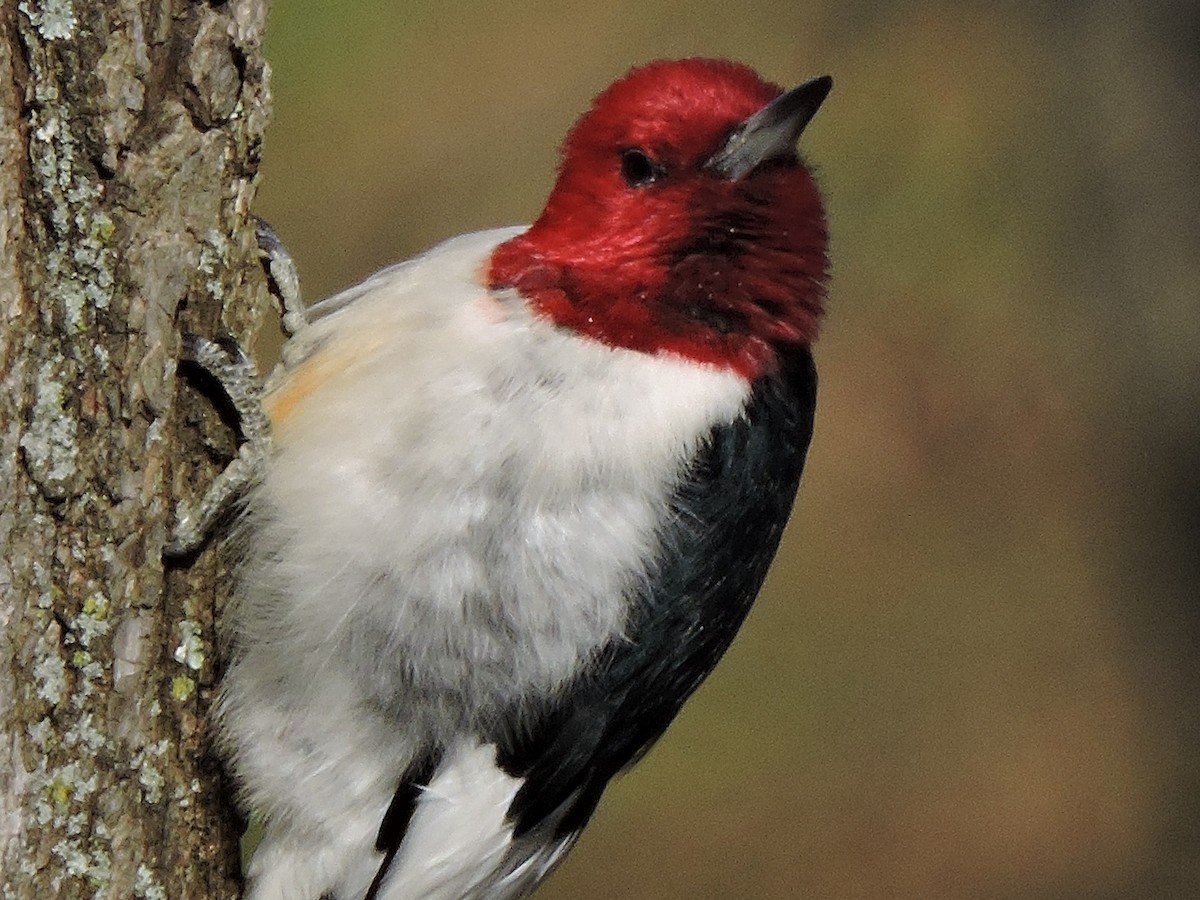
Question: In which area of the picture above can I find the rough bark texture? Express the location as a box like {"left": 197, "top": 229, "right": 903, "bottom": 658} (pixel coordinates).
{"left": 0, "top": 1, "right": 272, "bottom": 896}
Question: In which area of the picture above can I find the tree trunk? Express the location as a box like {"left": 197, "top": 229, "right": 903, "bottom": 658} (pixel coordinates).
{"left": 0, "top": 0, "right": 272, "bottom": 896}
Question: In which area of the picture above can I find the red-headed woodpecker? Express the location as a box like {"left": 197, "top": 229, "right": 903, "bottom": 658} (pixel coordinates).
{"left": 216, "top": 58, "right": 831, "bottom": 900}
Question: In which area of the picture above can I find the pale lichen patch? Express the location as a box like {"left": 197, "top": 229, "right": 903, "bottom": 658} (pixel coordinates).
{"left": 198, "top": 229, "right": 232, "bottom": 299}
{"left": 27, "top": 717, "right": 53, "bottom": 747}
{"left": 61, "top": 712, "right": 105, "bottom": 753}
{"left": 32, "top": 624, "right": 68, "bottom": 704}
{"left": 20, "top": 359, "right": 80, "bottom": 498}
{"left": 171, "top": 777, "right": 202, "bottom": 809}
{"left": 75, "top": 592, "right": 111, "bottom": 648}
{"left": 131, "top": 739, "right": 170, "bottom": 804}
{"left": 134, "top": 863, "right": 167, "bottom": 900}
{"left": 173, "top": 619, "right": 205, "bottom": 671}
{"left": 170, "top": 674, "right": 196, "bottom": 702}
{"left": 17, "top": 0, "right": 78, "bottom": 41}
{"left": 52, "top": 839, "right": 88, "bottom": 876}
{"left": 25, "top": 70, "right": 117, "bottom": 334}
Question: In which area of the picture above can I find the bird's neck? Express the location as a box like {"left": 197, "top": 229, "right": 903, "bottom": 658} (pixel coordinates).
{"left": 487, "top": 218, "right": 826, "bottom": 380}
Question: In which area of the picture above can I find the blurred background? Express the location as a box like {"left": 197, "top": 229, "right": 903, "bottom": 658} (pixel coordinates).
{"left": 253, "top": 2, "right": 1200, "bottom": 897}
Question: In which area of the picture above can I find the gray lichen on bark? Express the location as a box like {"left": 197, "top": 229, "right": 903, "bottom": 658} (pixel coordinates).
{"left": 0, "top": 1, "right": 273, "bottom": 896}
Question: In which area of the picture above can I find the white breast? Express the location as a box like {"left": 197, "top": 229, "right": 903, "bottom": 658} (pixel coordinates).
{"left": 242, "top": 227, "right": 752, "bottom": 730}
{"left": 224, "top": 228, "right": 753, "bottom": 899}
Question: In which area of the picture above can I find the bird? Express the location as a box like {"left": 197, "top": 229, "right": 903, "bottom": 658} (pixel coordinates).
{"left": 212, "top": 57, "right": 831, "bottom": 900}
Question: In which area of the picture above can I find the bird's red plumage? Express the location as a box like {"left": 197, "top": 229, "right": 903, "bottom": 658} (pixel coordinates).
{"left": 488, "top": 58, "right": 828, "bottom": 380}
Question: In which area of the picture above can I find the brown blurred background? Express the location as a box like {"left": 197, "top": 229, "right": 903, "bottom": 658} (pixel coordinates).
{"left": 253, "top": 2, "right": 1200, "bottom": 897}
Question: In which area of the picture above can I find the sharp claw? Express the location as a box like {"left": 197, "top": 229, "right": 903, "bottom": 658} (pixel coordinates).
{"left": 214, "top": 335, "right": 251, "bottom": 366}
{"left": 167, "top": 331, "right": 271, "bottom": 560}
{"left": 253, "top": 215, "right": 306, "bottom": 335}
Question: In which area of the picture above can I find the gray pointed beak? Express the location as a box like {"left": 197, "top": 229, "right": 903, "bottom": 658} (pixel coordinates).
{"left": 705, "top": 75, "right": 832, "bottom": 180}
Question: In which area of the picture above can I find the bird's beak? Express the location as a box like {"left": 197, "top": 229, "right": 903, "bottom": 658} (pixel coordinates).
{"left": 705, "top": 75, "right": 832, "bottom": 181}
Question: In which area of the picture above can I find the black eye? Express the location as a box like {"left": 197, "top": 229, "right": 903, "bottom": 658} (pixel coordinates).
{"left": 620, "top": 148, "right": 662, "bottom": 187}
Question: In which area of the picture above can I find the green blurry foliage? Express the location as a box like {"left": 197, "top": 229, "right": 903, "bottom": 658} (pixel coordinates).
{"left": 254, "top": 2, "right": 1200, "bottom": 897}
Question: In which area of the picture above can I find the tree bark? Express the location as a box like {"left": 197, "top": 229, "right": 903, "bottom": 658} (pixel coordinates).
{"left": 0, "top": 0, "right": 271, "bottom": 896}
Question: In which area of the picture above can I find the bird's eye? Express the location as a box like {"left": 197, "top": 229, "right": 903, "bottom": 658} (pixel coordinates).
{"left": 620, "top": 148, "right": 662, "bottom": 187}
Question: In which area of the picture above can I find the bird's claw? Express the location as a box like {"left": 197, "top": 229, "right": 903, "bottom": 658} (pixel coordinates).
{"left": 165, "top": 334, "right": 271, "bottom": 558}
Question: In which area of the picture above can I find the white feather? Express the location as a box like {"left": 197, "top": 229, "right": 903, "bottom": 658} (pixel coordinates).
{"left": 366, "top": 740, "right": 522, "bottom": 900}
{"left": 222, "top": 226, "right": 752, "bottom": 898}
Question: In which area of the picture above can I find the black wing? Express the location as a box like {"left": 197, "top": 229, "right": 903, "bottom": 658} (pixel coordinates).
{"left": 494, "top": 348, "right": 818, "bottom": 840}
